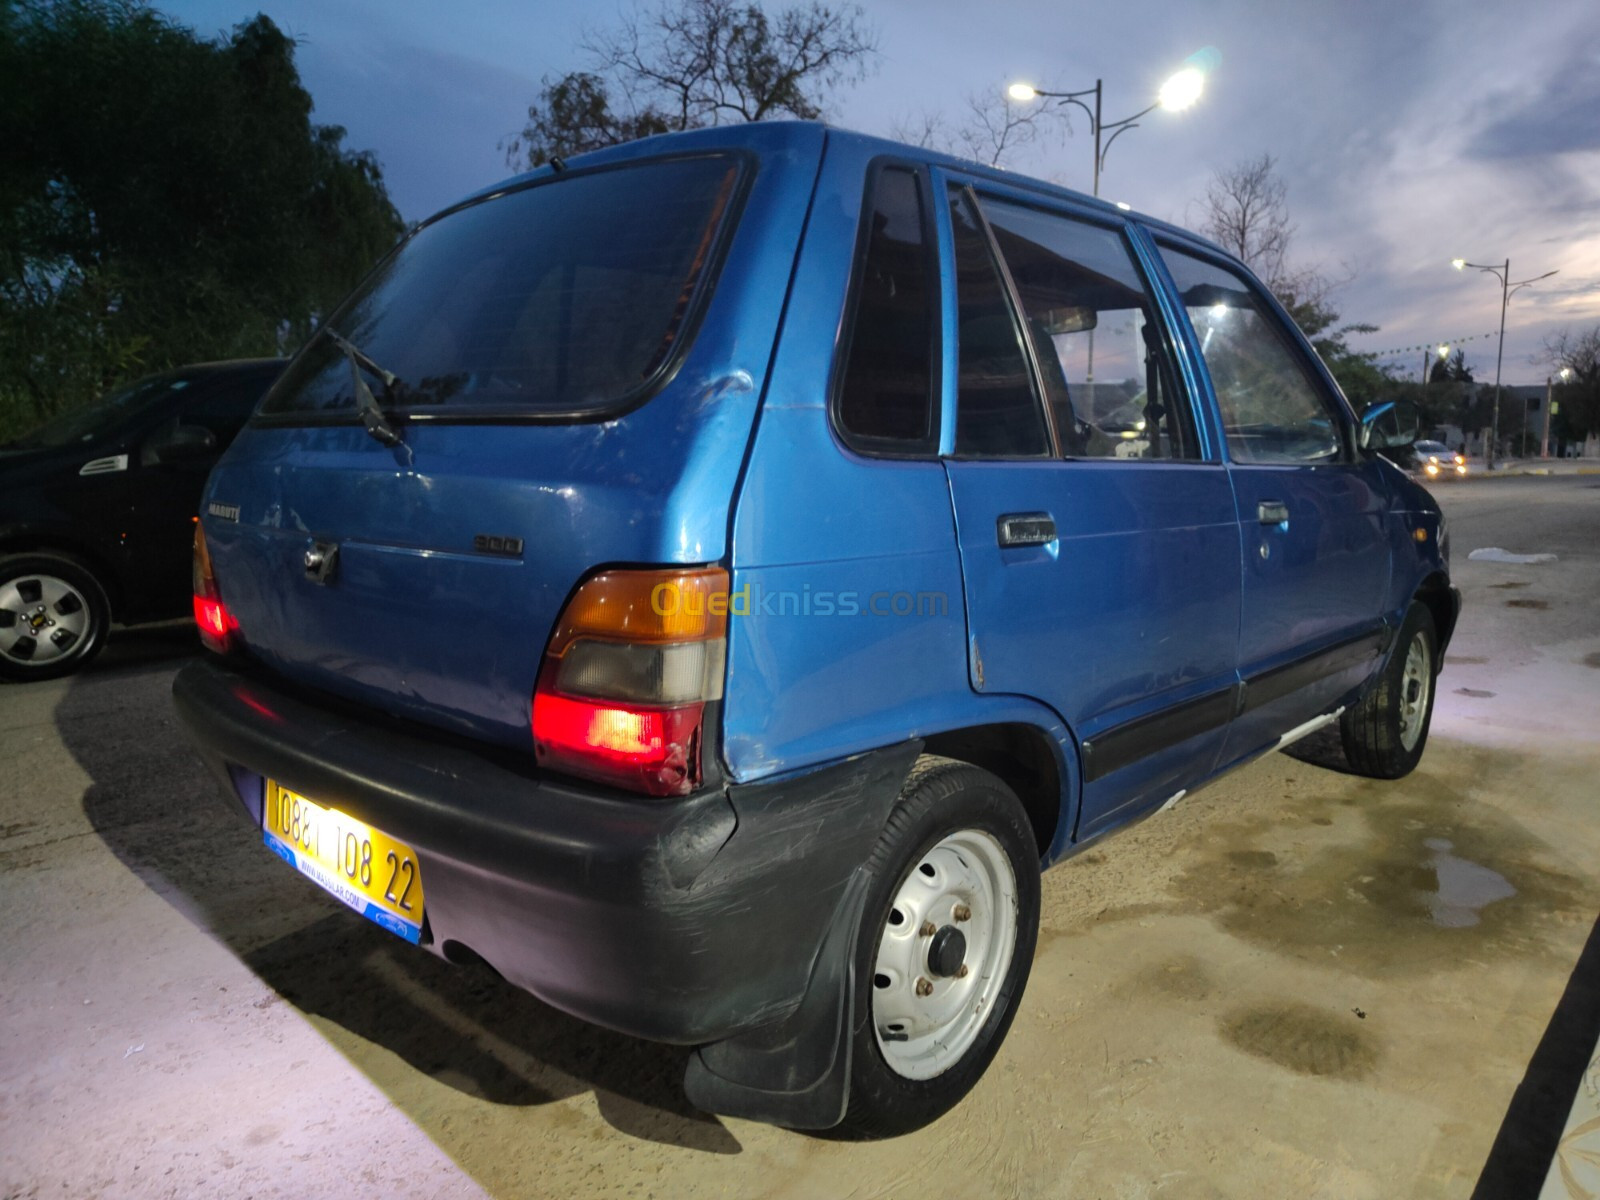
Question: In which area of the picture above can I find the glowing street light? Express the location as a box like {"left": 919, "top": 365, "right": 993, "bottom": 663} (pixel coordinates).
{"left": 1544, "top": 366, "right": 1574, "bottom": 458}
{"left": 1006, "top": 49, "right": 1217, "bottom": 197}
{"left": 1424, "top": 342, "right": 1450, "bottom": 384}
{"left": 1451, "top": 257, "right": 1558, "bottom": 469}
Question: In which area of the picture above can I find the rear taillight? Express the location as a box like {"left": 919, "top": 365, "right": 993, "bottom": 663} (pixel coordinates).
{"left": 192, "top": 525, "right": 236, "bottom": 653}
{"left": 532, "top": 567, "right": 728, "bottom": 797}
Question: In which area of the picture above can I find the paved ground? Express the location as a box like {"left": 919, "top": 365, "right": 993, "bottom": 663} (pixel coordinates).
{"left": 3, "top": 474, "right": 1599, "bottom": 1200}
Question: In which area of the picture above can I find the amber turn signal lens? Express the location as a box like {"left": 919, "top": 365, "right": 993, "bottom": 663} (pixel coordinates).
{"left": 546, "top": 566, "right": 729, "bottom": 656}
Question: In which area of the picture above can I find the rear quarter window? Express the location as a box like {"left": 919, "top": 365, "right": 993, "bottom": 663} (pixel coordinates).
{"left": 261, "top": 154, "right": 743, "bottom": 422}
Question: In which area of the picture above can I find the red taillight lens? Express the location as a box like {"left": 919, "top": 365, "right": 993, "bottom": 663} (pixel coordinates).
{"left": 192, "top": 525, "right": 236, "bottom": 653}
{"left": 533, "top": 567, "right": 728, "bottom": 797}
{"left": 532, "top": 693, "right": 704, "bottom": 794}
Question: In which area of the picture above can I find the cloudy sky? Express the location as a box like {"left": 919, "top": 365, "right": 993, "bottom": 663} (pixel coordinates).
{"left": 160, "top": 0, "right": 1600, "bottom": 385}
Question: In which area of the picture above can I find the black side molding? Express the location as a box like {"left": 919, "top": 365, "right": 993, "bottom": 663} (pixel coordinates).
{"left": 1239, "top": 627, "right": 1387, "bottom": 715}
{"left": 1079, "top": 625, "right": 1391, "bottom": 784}
{"left": 1081, "top": 686, "right": 1237, "bottom": 784}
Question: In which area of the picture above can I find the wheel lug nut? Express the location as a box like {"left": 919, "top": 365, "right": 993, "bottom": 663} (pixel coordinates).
{"left": 919, "top": 920, "right": 936, "bottom": 937}
{"left": 915, "top": 977, "right": 933, "bottom": 997}
{"left": 957, "top": 965, "right": 969, "bottom": 979}
{"left": 953, "top": 904, "right": 971, "bottom": 922}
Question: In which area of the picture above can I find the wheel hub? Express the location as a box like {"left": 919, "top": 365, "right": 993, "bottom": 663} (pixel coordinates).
{"left": 927, "top": 925, "right": 966, "bottom": 978}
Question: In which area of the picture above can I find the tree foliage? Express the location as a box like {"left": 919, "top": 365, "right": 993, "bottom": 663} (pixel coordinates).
{"left": 0, "top": 0, "right": 404, "bottom": 431}
{"left": 1429, "top": 347, "right": 1473, "bottom": 384}
{"left": 504, "top": 0, "right": 877, "bottom": 169}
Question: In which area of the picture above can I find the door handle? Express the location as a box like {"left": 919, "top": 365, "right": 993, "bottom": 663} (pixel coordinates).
{"left": 997, "top": 512, "right": 1057, "bottom": 547}
{"left": 1257, "top": 501, "right": 1289, "bottom": 526}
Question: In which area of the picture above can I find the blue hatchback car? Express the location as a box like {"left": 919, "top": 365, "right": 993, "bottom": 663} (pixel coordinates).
{"left": 175, "top": 121, "right": 1458, "bottom": 1135}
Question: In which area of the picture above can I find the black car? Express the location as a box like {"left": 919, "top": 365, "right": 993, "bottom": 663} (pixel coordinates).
{"left": 0, "top": 358, "right": 285, "bottom": 680}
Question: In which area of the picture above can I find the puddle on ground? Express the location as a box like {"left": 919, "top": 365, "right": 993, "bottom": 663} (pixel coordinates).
{"left": 1421, "top": 838, "right": 1516, "bottom": 927}
{"left": 1584, "top": 652, "right": 1600, "bottom": 670}
{"left": 1489, "top": 582, "right": 1530, "bottom": 590}
{"left": 1447, "top": 655, "right": 1489, "bottom": 664}
{"left": 1454, "top": 688, "right": 1495, "bottom": 698}
{"left": 1506, "top": 598, "right": 1550, "bottom": 609}
{"left": 1220, "top": 1002, "right": 1377, "bottom": 1079}
{"left": 1160, "top": 748, "right": 1590, "bottom": 978}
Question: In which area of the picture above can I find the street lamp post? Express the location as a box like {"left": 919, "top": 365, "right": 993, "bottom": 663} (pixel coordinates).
{"left": 1451, "top": 257, "right": 1558, "bottom": 470}
{"left": 1007, "top": 59, "right": 1208, "bottom": 197}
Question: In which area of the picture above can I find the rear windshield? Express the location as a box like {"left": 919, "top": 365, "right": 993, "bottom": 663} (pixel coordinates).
{"left": 261, "top": 154, "right": 742, "bottom": 421}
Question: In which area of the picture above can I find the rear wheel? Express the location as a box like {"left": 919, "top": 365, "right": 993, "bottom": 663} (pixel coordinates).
{"left": 0, "top": 553, "right": 111, "bottom": 682}
{"left": 1339, "top": 601, "right": 1436, "bottom": 778}
{"left": 839, "top": 757, "right": 1040, "bottom": 1137}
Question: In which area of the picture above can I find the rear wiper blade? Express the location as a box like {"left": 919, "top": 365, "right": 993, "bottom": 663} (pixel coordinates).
{"left": 322, "top": 326, "right": 404, "bottom": 449}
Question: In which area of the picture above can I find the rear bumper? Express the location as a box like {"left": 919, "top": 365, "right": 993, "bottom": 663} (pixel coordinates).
{"left": 173, "top": 659, "right": 917, "bottom": 1045}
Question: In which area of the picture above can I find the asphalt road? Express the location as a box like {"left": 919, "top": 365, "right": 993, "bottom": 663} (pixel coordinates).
{"left": 3, "top": 474, "right": 1598, "bottom": 1200}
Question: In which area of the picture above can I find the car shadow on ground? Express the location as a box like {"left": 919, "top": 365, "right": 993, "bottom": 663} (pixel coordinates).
{"left": 59, "top": 659, "right": 741, "bottom": 1155}
{"left": 92, "top": 620, "right": 203, "bottom": 674}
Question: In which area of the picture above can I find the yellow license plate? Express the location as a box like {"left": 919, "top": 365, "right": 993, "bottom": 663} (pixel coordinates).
{"left": 263, "top": 783, "right": 424, "bottom": 944}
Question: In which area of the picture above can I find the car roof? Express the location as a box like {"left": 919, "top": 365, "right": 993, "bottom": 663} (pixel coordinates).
{"left": 443, "top": 121, "right": 1236, "bottom": 268}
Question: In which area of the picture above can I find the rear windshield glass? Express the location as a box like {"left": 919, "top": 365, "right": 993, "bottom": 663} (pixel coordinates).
{"left": 261, "top": 155, "right": 741, "bottom": 420}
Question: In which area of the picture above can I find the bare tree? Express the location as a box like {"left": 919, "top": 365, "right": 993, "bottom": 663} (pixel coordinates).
{"left": 1541, "top": 325, "right": 1600, "bottom": 439}
{"left": 1198, "top": 153, "right": 1295, "bottom": 293}
{"left": 891, "top": 86, "right": 1073, "bottom": 170}
{"left": 1543, "top": 326, "right": 1600, "bottom": 385}
{"left": 504, "top": 0, "right": 877, "bottom": 168}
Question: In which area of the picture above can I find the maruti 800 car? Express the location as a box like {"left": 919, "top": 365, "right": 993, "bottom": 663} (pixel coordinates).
{"left": 174, "top": 122, "right": 1457, "bottom": 1135}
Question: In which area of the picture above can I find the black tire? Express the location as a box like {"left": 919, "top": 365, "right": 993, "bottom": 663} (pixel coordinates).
{"left": 0, "top": 553, "right": 112, "bottom": 682}
{"left": 838, "top": 756, "right": 1040, "bottom": 1138}
{"left": 1339, "top": 601, "right": 1437, "bottom": 779}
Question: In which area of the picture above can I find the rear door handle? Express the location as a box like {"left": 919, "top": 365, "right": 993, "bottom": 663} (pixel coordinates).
{"left": 997, "top": 512, "right": 1057, "bottom": 547}
{"left": 1257, "top": 501, "right": 1289, "bottom": 525}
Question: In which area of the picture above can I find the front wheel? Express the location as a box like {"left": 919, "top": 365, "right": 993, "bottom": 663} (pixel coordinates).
{"left": 839, "top": 757, "right": 1040, "bottom": 1137}
{"left": 0, "top": 553, "right": 112, "bottom": 682}
{"left": 1339, "top": 601, "right": 1437, "bottom": 778}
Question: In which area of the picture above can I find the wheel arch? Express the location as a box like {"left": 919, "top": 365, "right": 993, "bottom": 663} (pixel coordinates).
{"left": 1413, "top": 571, "right": 1458, "bottom": 662}
{"left": 920, "top": 721, "right": 1066, "bottom": 864}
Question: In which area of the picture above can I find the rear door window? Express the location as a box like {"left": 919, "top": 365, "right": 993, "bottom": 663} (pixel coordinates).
{"left": 978, "top": 198, "right": 1201, "bottom": 461}
{"left": 261, "top": 155, "right": 743, "bottom": 421}
{"left": 948, "top": 187, "right": 1050, "bottom": 458}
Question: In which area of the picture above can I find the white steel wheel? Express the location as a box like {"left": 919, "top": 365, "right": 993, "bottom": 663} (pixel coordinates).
{"left": 871, "top": 828, "right": 1019, "bottom": 1080}
{"left": 1339, "top": 601, "right": 1437, "bottom": 779}
{"left": 838, "top": 757, "right": 1039, "bottom": 1138}
{"left": 1397, "top": 630, "right": 1432, "bottom": 752}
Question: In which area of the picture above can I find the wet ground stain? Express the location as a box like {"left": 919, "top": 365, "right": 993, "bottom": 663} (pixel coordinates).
{"left": 1220, "top": 1002, "right": 1378, "bottom": 1079}
{"left": 1489, "top": 582, "right": 1530, "bottom": 590}
{"left": 1584, "top": 652, "right": 1600, "bottom": 670}
{"left": 1455, "top": 688, "right": 1496, "bottom": 698}
{"left": 1165, "top": 749, "right": 1591, "bottom": 978}
{"left": 1506, "top": 598, "right": 1550, "bottom": 609}
{"left": 1448, "top": 656, "right": 1489, "bottom": 665}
